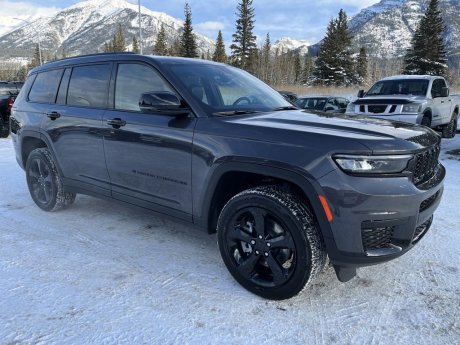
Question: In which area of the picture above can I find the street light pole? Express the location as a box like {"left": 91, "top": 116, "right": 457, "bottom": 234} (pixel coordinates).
{"left": 13, "top": 18, "right": 42, "bottom": 65}
{"left": 138, "top": 0, "right": 143, "bottom": 54}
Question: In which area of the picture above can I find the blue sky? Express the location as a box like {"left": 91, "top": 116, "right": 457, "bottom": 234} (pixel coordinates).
{"left": 1, "top": 0, "right": 380, "bottom": 44}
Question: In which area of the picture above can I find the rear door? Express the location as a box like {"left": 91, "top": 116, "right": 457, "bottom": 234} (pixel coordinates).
{"left": 41, "top": 63, "right": 112, "bottom": 196}
{"left": 102, "top": 62, "right": 196, "bottom": 219}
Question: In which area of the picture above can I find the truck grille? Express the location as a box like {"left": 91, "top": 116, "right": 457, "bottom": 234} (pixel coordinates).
{"left": 412, "top": 217, "right": 433, "bottom": 243}
{"left": 368, "top": 105, "right": 387, "bottom": 113}
{"left": 362, "top": 226, "right": 394, "bottom": 251}
{"left": 413, "top": 145, "right": 440, "bottom": 186}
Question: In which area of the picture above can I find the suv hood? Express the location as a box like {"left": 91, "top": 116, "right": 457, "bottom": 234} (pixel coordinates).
{"left": 223, "top": 110, "right": 439, "bottom": 153}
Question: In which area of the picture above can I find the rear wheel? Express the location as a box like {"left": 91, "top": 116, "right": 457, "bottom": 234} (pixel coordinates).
{"left": 217, "top": 185, "right": 326, "bottom": 300}
{"left": 26, "top": 148, "right": 76, "bottom": 211}
{"left": 0, "top": 118, "right": 8, "bottom": 138}
{"left": 442, "top": 111, "right": 458, "bottom": 138}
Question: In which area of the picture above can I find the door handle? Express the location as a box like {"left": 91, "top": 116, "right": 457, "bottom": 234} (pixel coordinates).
{"left": 441, "top": 101, "right": 445, "bottom": 104}
{"left": 46, "top": 111, "right": 61, "bottom": 120}
{"left": 107, "top": 118, "right": 126, "bottom": 128}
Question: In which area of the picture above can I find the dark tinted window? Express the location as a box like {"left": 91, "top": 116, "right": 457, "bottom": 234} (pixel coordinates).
{"left": 28, "top": 69, "right": 63, "bottom": 103}
{"left": 56, "top": 68, "right": 71, "bottom": 105}
{"left": 115, "top": 63, "right": 173, "bottom": 111}
{"left": 431, "top": 79, "right": 447, "bottom": 98}
{"left": 67, "top": 64, "right": 110, "bottom": 108}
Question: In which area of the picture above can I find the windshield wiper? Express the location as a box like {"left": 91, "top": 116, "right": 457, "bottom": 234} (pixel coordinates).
{"left": 213, "top": 110, "right": 262, "bottom": 116}
{"left": 273, "top": 106, "right": 298, "bottom": 111}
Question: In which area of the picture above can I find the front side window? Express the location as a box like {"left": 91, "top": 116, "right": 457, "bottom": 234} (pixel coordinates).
{"left": 431, "top": 79, "right": 447, "bottom": 98}
{"left": 115, "top": 63, "right": 174, "bottom": 111}
{"left": 67, "top": 64, "right": 111, "bottom": 108}
{"left": 28, "top": 69, "right": 63, "bottom": 103}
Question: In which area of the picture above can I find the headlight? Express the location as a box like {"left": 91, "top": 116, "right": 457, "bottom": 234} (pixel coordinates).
{"left": 333, "top": 154, "right": 413, "bottom": 174}
{"left": 402, "top": 103, "right": 422, "bottom": 113}
{"left": 345, "top": 103, "right": 355, "bottom": 114}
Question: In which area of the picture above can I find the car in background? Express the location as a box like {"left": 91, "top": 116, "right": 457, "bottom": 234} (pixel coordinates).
{"left": 296, "top": 96, "right": 349, "bottom": 114}
{"left": 0, "top": 81, "right": 23, "bottom": 138}
{"left": 278, "top": 91, "right": 298, "bottom": 104}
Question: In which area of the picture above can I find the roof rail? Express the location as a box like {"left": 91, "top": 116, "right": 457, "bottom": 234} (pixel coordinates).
{"left": 47, "top": 51, "right": 138, "bottom": 63}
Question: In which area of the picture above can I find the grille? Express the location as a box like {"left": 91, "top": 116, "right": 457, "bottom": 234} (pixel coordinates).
{"left": 419, "top": 191, "right": 439, "bottom": 212}
{"left": 368, "top": 105, "right": 387, "bottom": 113}
{"left": 362, "top": 226, "right": 394, "bottom": 251}
{"left": 412, "top": 217, "right": 433, "bottom": 243}
{"left": 413, "top": 145, "right": 440, "bottom": 186}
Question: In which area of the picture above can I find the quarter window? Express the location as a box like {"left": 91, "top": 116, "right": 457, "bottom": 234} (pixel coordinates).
{"left": 28, "top": 69, "right": 63, "bottom": 103}
{"left": 67, "top": 64, "right": 111, "bottom": 108}
{"left": 115, "top": 63, "right": 174, "bottom": 111}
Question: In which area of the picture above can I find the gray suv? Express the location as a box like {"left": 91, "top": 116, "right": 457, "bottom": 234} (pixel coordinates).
{"left": 10, "top": 53, "right": 445, "bottom": 299}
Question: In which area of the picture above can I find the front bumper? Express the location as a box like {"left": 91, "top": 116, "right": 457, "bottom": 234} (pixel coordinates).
{"left": 317, "top": 163, "right": 445, "bottom": 273}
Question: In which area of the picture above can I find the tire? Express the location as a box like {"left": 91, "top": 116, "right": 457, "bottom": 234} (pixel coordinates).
{"left": 442, "top": 112, "right": 458, "bottom": 139}
{"left": 421, "top": 115, "right": 431, "bottom": 127}
{"left": 26, "top": 148, "right": 76, "bottom": 211}
{"left": 0, "top": 118, "right": 9, "bottom": 138}
{"left": 217, "top": 185, "right": 326, "bottom": 300}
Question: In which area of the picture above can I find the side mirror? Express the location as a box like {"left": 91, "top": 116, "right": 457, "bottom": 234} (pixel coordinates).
{"left": 139, "top": 91, "right": 190, "bottom": 116}
{"left": 357, "top": 90, "right": 365, "bottom": 98}
{"left": 441, "top": 87, "right": 449, "bottom": 97}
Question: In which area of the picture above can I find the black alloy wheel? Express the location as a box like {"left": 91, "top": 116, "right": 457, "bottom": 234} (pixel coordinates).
{"left": 217, "top": 186, "right": 326, "bottom": 300}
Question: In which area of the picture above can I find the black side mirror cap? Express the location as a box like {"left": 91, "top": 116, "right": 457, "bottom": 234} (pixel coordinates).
{"left": 441, "top": 87, "right": 449, "bottom": 98}
{"left": 357, "top": 90, "right": 365, "bottom": 98}
{"left": 139, "top": 91, "right": 190, "bottom": 116}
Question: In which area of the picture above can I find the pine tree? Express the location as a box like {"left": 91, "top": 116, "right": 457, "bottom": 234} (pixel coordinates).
{"left": 293, "top": 52, "right": 302, "bottom": 83}
{"left": 403, "top": 0, "right": 447, "bottom": 76}
{"left": 313, "top": 9, "right": 354, "bottom": 86}
{"left": 356, "top": 47, "right": 368, "bottom": 85}
{"left": 168, "top": 38, "right": 181, "bottom": 56}
{"left": 153, "top": 24, "right": 168, "bottom": 55}
{"left": 29, "top": 44, "right": 41, "bottom": 68}
{"left": 259, "top": 33, "right": 271, "bottom": 82}
{"left": 212, "top": 30, "right": 227, "bottom": 63}
{"left": 230, "top": 0, "right": 257, "bottom": 70}
{"left": 132, "top": 35, "right": 139, "bottom": 53}
{"left": 301, "top": 56, "right": 314, "bottom": 84}
{"left": 180, "top": 3, "right": 198, "bottom": 58}
{"left": 111, "top": 24, "right": 126, "bottom": 52}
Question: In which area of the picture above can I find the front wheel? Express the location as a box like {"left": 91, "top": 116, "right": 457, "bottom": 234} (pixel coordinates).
{"left": 26, "top": 148, "right": 76, "bottom": 211}
{"left": 217, "top": 186, "right": 326, "bottom": 300}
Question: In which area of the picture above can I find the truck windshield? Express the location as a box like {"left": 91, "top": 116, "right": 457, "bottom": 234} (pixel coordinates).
{"left": 366, "top": 80, "right": 429, "bottom": 96}
{"left": 166, "top": 63, "right": 292, "bottom": 115}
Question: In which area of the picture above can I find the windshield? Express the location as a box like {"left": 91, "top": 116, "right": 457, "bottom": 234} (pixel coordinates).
{"left": 366, "top": 79, "right": 429, "bottom": 96}
{"left": 166, "top": 63, "right": 292, "bottom": 115}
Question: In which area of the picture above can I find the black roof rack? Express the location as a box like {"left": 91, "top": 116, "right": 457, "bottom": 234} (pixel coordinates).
{"left": 50, "top": 51, "right": 138, "bottom": 63}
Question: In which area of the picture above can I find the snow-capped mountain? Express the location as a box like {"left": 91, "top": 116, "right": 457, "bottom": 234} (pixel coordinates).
{"left": 272, "top": 37, "right": 310, "bottom": 55}
{"left": 0, "top": 0, "right": 215, "bottom": 57}
{"left": 349, "top": 0, "right": 460, "bottom": 57}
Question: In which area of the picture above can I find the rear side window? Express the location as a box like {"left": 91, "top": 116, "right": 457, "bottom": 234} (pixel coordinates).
{"left": 115, "top": 63, "right": 174, "bottom": 111}
{"left": 67, "top": 64, "right": 111, "bottom": 108}
{"left": 28, "top": 69, "right": 63, "bottom": 103}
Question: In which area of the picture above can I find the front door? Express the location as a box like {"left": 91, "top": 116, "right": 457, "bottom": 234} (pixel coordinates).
{"left": 103, "top": 62, "right": 195, "bottom": 219}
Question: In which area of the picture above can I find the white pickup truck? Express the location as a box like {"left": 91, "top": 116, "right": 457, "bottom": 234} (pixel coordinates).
{"left": 345, "top": 75, "right": 460, "bottom": 138}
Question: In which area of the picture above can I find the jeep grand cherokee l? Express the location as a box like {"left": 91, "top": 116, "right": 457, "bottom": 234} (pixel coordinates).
{"left": 10, "top": 53, "right": 445, "bottom": 300}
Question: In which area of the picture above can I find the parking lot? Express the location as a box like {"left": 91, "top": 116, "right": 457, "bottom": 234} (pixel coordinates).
{"left": 0, "top": 136, "right": 459, "bottom": 345}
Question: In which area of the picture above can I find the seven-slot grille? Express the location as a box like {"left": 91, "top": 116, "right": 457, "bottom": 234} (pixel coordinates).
{"left": 413, "top": 145, "right": 440, "bottom": 185}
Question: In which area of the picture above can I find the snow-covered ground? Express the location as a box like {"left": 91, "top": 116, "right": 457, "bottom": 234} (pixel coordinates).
{"left": 0, "top": 136, "right": 459, "bottom": 345}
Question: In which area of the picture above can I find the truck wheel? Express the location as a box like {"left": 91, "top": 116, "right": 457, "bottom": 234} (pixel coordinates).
{"left": 421, "top": 115, "right": 431, "bottom": 127}
{"left": 0, "top": 118, "right": 8, "bottom": 138}
{"left": 217, "top": 185, "right": 326, "bottom": 300}
{"left": 442, "top": 112, "right": 458, "bottom": 138}
{"left": 26, "top": 148, "right": 76, "bottom": 211}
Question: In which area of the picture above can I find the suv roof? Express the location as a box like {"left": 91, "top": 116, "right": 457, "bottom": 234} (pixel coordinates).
{"left": 29, "top": 53, "right": 223, "bottom": 75}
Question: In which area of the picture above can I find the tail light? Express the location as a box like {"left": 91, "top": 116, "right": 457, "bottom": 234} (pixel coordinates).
{"left": 7, "top": 97, "right": 15, "bottom": 112}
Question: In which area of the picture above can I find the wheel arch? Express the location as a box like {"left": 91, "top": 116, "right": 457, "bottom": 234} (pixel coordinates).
{"left": 197, "top": 161, "right": 333, "bottom": 242}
